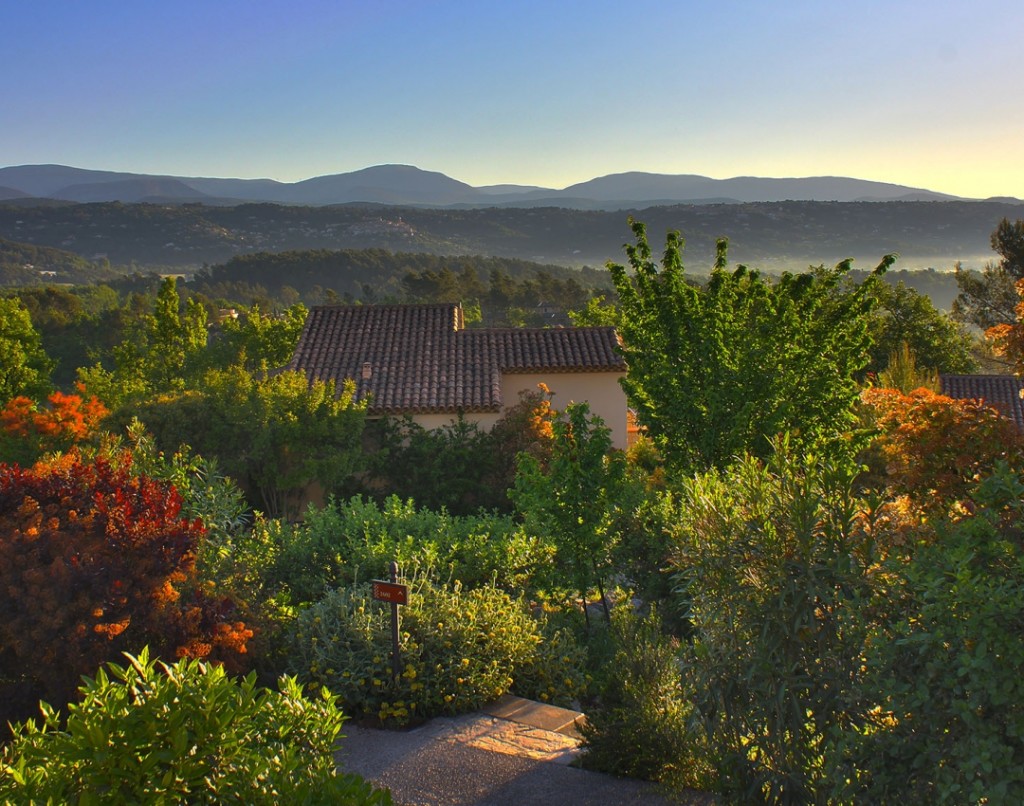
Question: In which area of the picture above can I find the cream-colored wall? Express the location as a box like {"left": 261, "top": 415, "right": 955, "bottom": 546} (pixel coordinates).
{"left": 502, "top": 372, "right": 628, "bottom": 449}
{"left": 405, "top": 371, "right": 628, "bottom": 449}
{"left": 409, "top": 412, "right": 502, "bottom": 432}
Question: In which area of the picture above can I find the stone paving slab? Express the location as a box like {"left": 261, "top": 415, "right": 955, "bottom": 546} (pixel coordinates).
{"left": 480, "top": 694, "right": 585, "bottom": 737}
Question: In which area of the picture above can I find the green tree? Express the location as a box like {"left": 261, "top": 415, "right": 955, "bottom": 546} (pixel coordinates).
{"left": 0, "top": 297, "right": 52, "bottom": 405}
{"left": 866, "top": 280, "right": 974, "bottom": 374}
{"left": 204, "top": 303, "right": 308, "bottom": 373}
{"left": 953, "top": 217, "right": 1024, "bottom": 329}
{"left": 568, "top": 294, "right": 620, "bottom": 327}
{"left": 610, "top": 219, "right": 892, "bottom": 473}
{"left": 513, "top": 402, "right": 625, "bottom": 628}
{"left": 78, "top": 277, "right": 207, "bottom": 407}
{"left": 137, "top": 368, "right": 366, "bottom": 520}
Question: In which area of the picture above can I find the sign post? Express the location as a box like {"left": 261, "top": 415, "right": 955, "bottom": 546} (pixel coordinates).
{"left": 372, "top": 561, "right": 408, "bottom": 681}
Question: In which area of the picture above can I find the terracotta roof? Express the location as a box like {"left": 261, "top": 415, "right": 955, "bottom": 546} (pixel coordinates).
{"left": 288, "top": 303, "right": 625, "bottom": 414}
{"left": 940, "top": 374, "right": 1024, "bottom": 430}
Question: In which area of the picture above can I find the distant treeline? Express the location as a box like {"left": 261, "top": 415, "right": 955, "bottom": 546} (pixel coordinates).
{"left": 190, "top": 248, "right": 614, "bottom": 324}
{"left": 1, "top": 198, "right": 1020, "bottom": 271}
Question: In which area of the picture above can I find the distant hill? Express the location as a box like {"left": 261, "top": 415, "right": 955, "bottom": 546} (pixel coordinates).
{"left": 0, "top": 236, "right": 117, "bottom": 286}
{"left": 0, "top": 186, "right": 31, "bottom": 201}
{"left": 54, "top": 177, "right": 214, "bottom": 203}
{"left": 1, "top": 198, "right": 1020, "bottom": 273}
{"left": 1, "top": 163, "right": 1010, "bottom": 209}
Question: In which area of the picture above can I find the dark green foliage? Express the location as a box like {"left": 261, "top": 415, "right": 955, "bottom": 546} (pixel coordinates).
{"left": 953, "top": 217, "right": 1024, "bottom": 328}
{"left": 611, "top": 218, "right": 892, "bottom": 473}
{"left": 865, "top": 280, "right": 975, "bottom": 374}
{"left": 513, "top": 403, "right": 626, "bottom": 625}
{"left": 672, "top": 443, "right": 878, "bottom": 803}
{"left": 1, "top": 198, "right": 1016, "bottom": 275}
{"left": 193, "top": 246, "right": 609, "bottom": 319}
{"left": 580, "top": 607, "right": 710, "bottom": 787}
{"left": 136, "top": 368, "right": 366, "bottom": 520}
{"left": 0, "top": 236, "right": 118, "bottom": 286}
{"left": 839, "top": 464, "right": 1024, "bottom": 804}
{"left": 362, "top": 416, "right": 505, "bottom": 514}
{"left": 0, "top": 649, "right": 390, "bottom": 805}
{"left": 608, "top": 478, "right": 687, "bottom": 628}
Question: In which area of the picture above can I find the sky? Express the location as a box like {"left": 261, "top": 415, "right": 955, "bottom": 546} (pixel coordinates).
{"left": 2, "top": 0, "right": 1022, "bottom": 199}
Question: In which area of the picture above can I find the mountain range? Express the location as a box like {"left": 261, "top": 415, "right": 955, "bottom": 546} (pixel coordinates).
{"left": 1, "top": 163, "right": 1008, "bottom": 210}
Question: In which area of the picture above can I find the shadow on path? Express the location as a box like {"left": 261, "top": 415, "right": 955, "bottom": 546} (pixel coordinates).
{"left": 336, "top": 695, "right": 713, "bottom": 806}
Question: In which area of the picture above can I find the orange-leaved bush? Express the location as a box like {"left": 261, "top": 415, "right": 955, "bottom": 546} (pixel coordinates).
{"left": 861, "top": 386, "right": 1024, "bottom": 511}
{"left": 0, "top": 386, "right": 108, "bottom": 466}
{"left": 0, "top": 452, "right": 251, "bottom": 719}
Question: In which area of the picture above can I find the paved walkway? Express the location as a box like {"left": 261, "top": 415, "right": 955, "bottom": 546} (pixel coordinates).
{"left": 336, "top": 695, "right": 712, "bottom": 806}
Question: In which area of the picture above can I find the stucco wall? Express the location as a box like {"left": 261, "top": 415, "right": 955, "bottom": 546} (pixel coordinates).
{"left": 504, "top": 372, "right": 628, "bottom": 449}
{"left": 410, "top": 412, "right": 503, "bottom": 432}
{"left": 408, "top": 371, "right": 628, "bottom": 449}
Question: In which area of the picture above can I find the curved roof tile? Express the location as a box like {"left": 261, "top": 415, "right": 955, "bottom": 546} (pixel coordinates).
{"left": 289, "top": 303, "right": 625, "bottom": 415}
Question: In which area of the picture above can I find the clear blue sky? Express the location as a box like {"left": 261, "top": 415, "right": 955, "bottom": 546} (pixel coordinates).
{"left": 3, "top": 0, "right": 1022, "bottom": 198}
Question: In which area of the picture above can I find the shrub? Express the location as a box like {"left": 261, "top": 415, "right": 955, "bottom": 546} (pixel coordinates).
{"left": 0, "top": 453, "right": 251, "bottom": 719}
{"left": 861, "top": 386, "right": 1024, "bottom": 513}
{"left": 362, "top": 415, "right": 502, "bottom": 514}
{"left": 671, "top": 442, "right": 880, "bottom": 803}
{"left": 579, "top": 607, "right": 711, "bottom": 788}
{"left": 0, "top": 388, "right": 108, "bottom": 466}
{"left": 358, "top": 386, "right": 556, "bottom": 515}
{"left": 0, "top": 648, "right": 391, "bottom": 805}
{"left": 238, "top": 496, "right": 549, "bottom": 612}
{"left": 288, "top": 578, "right": 542, "bottom": 725}
{"left": 838, "top": 465, "right": 1024, "bottom": 803}
{"left": 510, "top": 619, "right": 590, "bottom": 707}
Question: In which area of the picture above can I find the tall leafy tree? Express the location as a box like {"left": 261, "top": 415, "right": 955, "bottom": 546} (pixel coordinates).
{"left": 865, "top": 280, "right": 975, "bottom": 374}
{"left": 0, "top": 297, "right": 52, "bottom": 405}
{"left": 513, "top": 402, "right": 625, "bottom": 627}
{"left": 953, "top": 217, "right": 1024, "bottom": 329}
{"left": 79, "top": 277, "right": 207, "bottom": 407}
{"left": 204, "top": 303, "right": 308, "bottom": 373}
{"left": 610, "top": 219, "right": 893, "bottom": 472}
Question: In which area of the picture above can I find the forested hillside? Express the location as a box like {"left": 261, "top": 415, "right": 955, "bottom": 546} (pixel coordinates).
{"left": 0, "top": 199, "right": 1019, "bottom": 272}
{"left": 0, "top": 237, "right": 119, "bottom": 286}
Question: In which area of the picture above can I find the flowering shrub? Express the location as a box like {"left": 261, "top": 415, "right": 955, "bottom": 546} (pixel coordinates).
{"left": 0, "top": 387, "right": 108, "bottom": 466}
{"left": 288, "top": 579, "right": 542, "bottom": 725}
{"left": 0, "top": 453, "right": 251, "bottom": 718}
{"left": 509, "top": 621, "right": 590, "bottom": 707}
{"left": 0, "top": 648, "right": 391, "bottom": 805}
